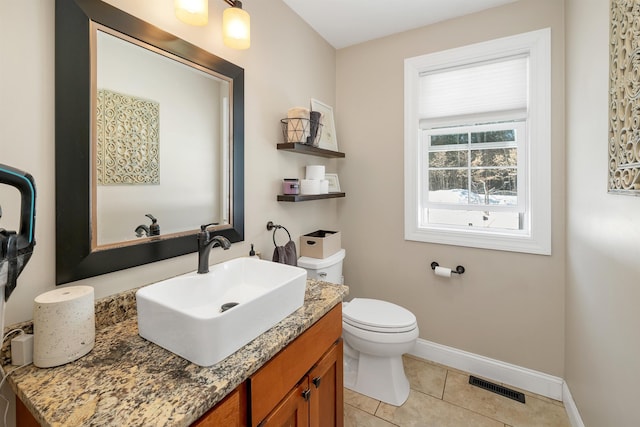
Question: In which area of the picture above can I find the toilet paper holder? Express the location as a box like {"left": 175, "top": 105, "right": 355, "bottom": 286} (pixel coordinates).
{"left": 430, "top": 262, "right": 465, "bottom": 275}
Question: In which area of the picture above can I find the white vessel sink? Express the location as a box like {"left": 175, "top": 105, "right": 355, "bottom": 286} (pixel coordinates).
{"left": 136, "top": 257, "right": 307, "bottom": 366}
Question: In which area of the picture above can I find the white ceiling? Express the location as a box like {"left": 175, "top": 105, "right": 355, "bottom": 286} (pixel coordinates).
{"left": 281, "top": 0, "right": 519, "bottom": 49}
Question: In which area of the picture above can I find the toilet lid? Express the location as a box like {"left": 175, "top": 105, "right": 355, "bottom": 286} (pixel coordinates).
{"left": 343, "top": 298, "right": 417, "bottom": 333}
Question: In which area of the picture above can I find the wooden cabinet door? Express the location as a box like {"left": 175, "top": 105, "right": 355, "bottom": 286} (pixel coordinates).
{"left": 249, "top": 304, "right": 342, "bottom": 425}
{"left": 16, "top": 398, "right": 39, "bottom": 427}
{"left": 192, "top": 383, "right": 247, "bottom": 427}
{"left": 259, "top": 378, "right": 310, "bottom": 427}
{"left": 308, "top": 340, "right": 343, "bottom": 427}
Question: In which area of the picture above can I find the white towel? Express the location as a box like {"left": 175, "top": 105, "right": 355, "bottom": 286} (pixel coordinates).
{"left": 287, "top": 107, "right": 310, "bottom": 143}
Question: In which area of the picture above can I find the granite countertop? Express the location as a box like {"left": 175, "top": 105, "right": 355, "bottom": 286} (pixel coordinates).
{"left": 7, "top": 279, "right": 347, "bottom": 427}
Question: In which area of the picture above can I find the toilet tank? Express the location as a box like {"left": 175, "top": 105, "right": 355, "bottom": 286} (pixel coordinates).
{"left": 297, "top": 249, "right": 345, "bottom": 285}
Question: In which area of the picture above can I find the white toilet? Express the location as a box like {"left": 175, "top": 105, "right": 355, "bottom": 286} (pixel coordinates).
{"left": 298, "top": 249, "right": 419, "bottom": 406}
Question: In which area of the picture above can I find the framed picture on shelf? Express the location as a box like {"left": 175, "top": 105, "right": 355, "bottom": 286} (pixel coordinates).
{"left": 311, "top": 98, "right": 338, "bottom": 151}
{"left": 325, "top": 173, "right": 341, "bottom": 192}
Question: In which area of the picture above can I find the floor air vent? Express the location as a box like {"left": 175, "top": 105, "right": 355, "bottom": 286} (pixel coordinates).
{"left": 468, "top": 376, "right": 526, "bottom": 404}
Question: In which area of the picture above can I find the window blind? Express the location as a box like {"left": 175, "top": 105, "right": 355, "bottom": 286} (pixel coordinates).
{"left": 418, "top": 56, "right": 528, "bottom": 120}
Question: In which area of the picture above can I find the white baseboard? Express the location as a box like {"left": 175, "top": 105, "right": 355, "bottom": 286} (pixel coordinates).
{"left": 409, "top": 338, "right": 564, "bottom": 401}
{"left": 562, "top": 381, "right": 586, "bottom": 427}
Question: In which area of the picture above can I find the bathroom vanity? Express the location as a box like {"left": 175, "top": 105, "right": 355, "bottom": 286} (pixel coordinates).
{"left": 8, "top": 280, "right": 346, "bottom": 426}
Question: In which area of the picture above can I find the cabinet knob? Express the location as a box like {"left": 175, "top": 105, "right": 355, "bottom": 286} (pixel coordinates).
{"left": 302, "top": 388, "right": 311, "bottom": 401}
{"left": 312, "top": 376, "right": 322, "bottom": 388}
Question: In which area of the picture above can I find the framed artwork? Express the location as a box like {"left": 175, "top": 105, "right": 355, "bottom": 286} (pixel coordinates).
{"left": 325, "top": 173, "right": 341, "bottom": 192}
{"left": 609, "top": 0, "right": 640, "bottom": 194}
{"left": 311, "top": 98, "right": 338, "bottom": 151}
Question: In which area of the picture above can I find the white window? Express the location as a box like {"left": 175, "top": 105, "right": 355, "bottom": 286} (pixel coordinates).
{"left": 404, "top": 29, "right": 551, "bottom": 255}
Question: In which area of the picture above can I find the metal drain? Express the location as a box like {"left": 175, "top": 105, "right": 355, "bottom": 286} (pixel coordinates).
{"left": 469, "top": 376, "right": 526, "bottom": 404}
{"left": 220, "top": 302, "right": 239, "bottom": 313}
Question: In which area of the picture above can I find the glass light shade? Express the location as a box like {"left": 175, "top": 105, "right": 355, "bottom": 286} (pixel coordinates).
{"left": 223, "top": 7, "right": 250, "bottom": 49}
{"left": 175, "top": 0, "right": 208, "bottom": 26}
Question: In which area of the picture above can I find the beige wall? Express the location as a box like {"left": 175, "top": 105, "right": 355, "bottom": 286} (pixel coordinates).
{"left": 336, "top": 0, "right": 566, "bottom": 377}
{"left": 565, "top": 0, "right": 640, "bottom": 425}
{"left": 0, "top": 0, "right": 339, "bottom": 324}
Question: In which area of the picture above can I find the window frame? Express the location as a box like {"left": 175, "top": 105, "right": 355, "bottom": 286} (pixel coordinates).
{"left": 404, "top": 28, "right": 551, "bottom": 255}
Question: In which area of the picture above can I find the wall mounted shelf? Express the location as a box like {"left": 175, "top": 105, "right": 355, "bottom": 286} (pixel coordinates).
{"left": 276, "top": 143, "right": 345, "bottom": 158}
{"left": 277, "top": 192, "right": 346, "bottom": 202}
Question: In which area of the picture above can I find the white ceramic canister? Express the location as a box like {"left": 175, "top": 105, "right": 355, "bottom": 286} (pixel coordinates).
{"left": 33, "top": 286, "right": 95, "bottom": 368}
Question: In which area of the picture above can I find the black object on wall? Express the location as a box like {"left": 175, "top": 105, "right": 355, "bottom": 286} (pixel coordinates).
{"left": 0, "top": 164, "right": 37, "bottom": 300}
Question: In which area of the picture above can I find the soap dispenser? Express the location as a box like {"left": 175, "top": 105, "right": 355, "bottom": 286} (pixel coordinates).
{"left": 249, "top": 244, "right": 260, "bottom": 259}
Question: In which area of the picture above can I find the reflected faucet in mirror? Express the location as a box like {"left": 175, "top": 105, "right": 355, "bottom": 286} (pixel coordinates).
{"left": 197, "top": 223, "right": 231, "bottom": 274}
{"left": 135, "top": 214, "right": 160, "bottom": 238}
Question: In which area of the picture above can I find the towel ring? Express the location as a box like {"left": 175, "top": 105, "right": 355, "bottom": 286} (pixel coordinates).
{"left": 266, "top": 221, "right": 292, "bottom": 247}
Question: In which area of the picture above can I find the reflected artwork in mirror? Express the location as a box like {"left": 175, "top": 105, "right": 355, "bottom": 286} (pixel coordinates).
{"left": 55, "top": 0, "right": 244, "bottom": 284}
{"left": 94, "top": 27, "right": 231, "bottom": 246}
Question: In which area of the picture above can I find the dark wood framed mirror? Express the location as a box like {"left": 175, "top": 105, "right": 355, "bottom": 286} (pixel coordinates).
{"left": 55, "top": 0, "right": 244, "bottom": 285}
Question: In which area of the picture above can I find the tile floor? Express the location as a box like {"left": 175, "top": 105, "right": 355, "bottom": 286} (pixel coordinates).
{"left": 344, "top": 355, "right": 571, "bottom": 427}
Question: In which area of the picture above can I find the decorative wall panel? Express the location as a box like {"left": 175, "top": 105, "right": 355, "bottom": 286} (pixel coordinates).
{"left": 609, "top": 0, "right": 640, "bottom": 193}
{"left": 97, "top": 89, "right": 160, "bottom": 185}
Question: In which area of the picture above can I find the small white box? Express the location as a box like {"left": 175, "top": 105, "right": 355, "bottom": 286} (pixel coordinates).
{"left": 11, "top": 334, "right": 34, "bottom": 366}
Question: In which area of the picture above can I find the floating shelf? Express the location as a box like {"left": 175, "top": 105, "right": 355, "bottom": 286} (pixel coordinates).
{"left": 277, "top": 192, "right": 346, "bottom": 202}
{"left": 276, "top": 143, "right": 345, "bottom": 158}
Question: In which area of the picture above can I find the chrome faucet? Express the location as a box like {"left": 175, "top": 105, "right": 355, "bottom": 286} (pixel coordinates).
{"left": 197, "top": 223, "right": 231, "bottom": 274}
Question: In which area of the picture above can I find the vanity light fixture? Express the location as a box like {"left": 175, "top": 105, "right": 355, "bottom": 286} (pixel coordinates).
{"left": 175, "top": 0, "right": 250, "bottom": 50}
{"left": 174, "top": 0, "right": 208, "bottom": 26}
{"left": 222, "top": 0, "right": 250, "bottom": 49}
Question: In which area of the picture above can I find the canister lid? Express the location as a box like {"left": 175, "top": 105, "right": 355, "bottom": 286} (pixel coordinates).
{"left": 34, "top": 286, "right": 94, "bottom": 304}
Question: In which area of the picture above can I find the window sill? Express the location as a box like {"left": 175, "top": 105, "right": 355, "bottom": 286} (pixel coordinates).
{"left": 405, "top": 226, "right": 550, "bottom": 255}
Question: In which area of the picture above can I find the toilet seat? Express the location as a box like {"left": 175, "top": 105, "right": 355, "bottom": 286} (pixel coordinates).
{"left": 342, "top": 321, "right": 419, "bottom": 346}
{"left": 343, "top": 298, "right": 417, "bottom": 333}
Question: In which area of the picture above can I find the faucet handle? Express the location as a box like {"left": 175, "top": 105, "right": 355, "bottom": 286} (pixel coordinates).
{"left": 200, "top": 223, "right": 219, "bottom": 232}
{"left": 145, "top": 214, "right": 160, "bottom": 236}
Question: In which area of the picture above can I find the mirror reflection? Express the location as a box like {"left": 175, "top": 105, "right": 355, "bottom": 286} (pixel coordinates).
{"left": 55, "top": 0, "right": 244, "bottom": 285}
{"left": 94, "top": 27, "right": 231, "bottom": 247}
